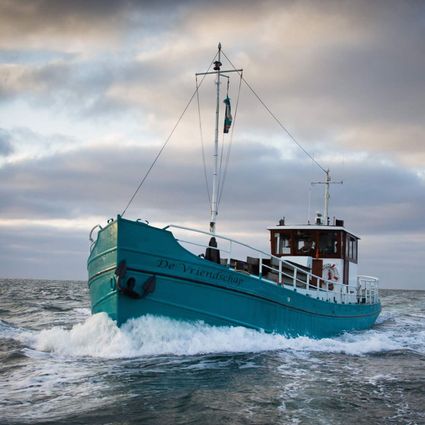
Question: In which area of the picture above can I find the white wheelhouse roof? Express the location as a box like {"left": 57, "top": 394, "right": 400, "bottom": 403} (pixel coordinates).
{"left": 267, "top": 225, "right": 360, "bottom": 240}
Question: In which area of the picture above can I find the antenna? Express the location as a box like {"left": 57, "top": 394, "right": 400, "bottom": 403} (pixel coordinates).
{"left": 311, "top": 169, "right": 343, "bottom": 225}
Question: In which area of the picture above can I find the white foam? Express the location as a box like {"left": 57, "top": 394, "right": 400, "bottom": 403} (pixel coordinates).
{"left": 22, "top": 313, "right": 405, "bottom": 359}
{"left": 289, "top": 331, "right": 400, "bottom": 356}
{"left": 73, "top": 308, "right": 91, "bottom": 317}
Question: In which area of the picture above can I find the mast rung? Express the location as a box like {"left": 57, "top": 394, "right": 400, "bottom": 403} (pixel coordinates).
{"left": 196, "top": 69, "right": 243, "bottom": 76}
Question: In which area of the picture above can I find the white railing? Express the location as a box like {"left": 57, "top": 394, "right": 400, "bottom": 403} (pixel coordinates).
{"left": 357, "top": 275, "right": 380, "bottom": 304}
{"left": 163, "top": 224, "right": 380, "bottom": 305}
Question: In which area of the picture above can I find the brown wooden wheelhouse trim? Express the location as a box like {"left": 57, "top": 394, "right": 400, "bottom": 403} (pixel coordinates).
{"left": 269, "top": 226, "right": 359, "bottom": 264}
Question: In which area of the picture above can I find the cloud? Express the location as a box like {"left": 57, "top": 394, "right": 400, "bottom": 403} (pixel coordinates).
{"left": 1, "top": 0, "right": 423, "bottom": 169}
{"left": 360, "top": 232, "right": 425, "bottom": 290}
{"left": 0, "top": 129, "right": 14, "bottom": 156}
{"left": 0, "top": 0, "right": 134, "bottom": 50}
{"left": 1, "top": 131, "right": 424, "bottom": 232}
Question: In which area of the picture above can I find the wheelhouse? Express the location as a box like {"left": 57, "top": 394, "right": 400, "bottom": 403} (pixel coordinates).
{"left": 268, "top": 218, "right": 359, "bottom": 286}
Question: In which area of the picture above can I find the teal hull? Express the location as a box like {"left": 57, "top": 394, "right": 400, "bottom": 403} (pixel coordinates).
{"left": 87, "top": 217, "right": 381, "bottom": 338}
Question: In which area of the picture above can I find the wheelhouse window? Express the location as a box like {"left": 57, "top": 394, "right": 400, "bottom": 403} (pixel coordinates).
{"left": 346, "top": 235, "right": 358, "bottom": 262}
{"left": 295, "top": 234, "right": 315, "bottom": 255}
{"left": 279, "top": 236, "right": 291, "bottom": 254}
{"left": 275, "top": 233, "right": 291, "bottom": 254}
{"left": 319, "top": 232, "right": 338, "bottom": 256}
{"left": 271, "top": 229, "right": 347, "bottom": 259}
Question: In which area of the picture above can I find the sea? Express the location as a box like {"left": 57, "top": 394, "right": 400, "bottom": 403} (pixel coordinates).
{"left": 0, "top": 279, "right": 424, "bottom": 425}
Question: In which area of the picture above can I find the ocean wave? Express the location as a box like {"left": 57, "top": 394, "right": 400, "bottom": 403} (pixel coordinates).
{"left": 17, "top": 313, "right": 409, "bottom": 359}
{"left": 0, "top": 319, "right": 29, "bottom": 340}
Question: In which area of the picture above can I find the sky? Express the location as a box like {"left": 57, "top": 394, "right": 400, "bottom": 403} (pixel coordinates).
{"left": 0, "top": 0, "right": 424, "bottom": 289}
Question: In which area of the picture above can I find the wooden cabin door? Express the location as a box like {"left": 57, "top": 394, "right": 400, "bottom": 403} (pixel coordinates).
{"left": 312, "top": 259, "right": 323, "bottom": 287}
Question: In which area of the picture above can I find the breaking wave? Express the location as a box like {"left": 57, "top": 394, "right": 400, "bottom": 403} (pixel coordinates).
{"left": 14, "top": 313, "right": 419, "bottom": 359}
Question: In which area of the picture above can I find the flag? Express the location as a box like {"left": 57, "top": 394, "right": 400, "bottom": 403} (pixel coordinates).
{"left": 223, "top": 96, "right": 232, "bottom": 133}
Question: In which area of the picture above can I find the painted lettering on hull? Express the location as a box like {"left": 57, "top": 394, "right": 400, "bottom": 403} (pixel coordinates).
{"left": 157, "top": 258, "right": 243, "bottom": 285}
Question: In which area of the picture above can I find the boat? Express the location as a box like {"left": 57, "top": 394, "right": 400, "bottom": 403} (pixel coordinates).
{"left": 87, "top": 44, "right": 381, "bottom": 338}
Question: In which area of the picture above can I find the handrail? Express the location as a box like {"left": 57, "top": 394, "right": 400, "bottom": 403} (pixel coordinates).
{"left": 89, "top": 224, "right": 103, "bottom": 242}
{"left": 163, "top": 224, "right": 262, "bottom": 253}
{"left": 357, "top": 275, "right": 379, "bottom": 282}
{"left": 89, "top": 224, "right": 103, "bottom": 253}
{"left": 176, "top": 238, "right": 231, "bottom": 254}
{"left": 163, "top": 223, "right": 380, "bottom": 305}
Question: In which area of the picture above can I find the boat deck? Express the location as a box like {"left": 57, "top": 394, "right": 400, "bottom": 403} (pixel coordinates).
{"left": 164, "top": 224, "right": 380, "bottom": 306}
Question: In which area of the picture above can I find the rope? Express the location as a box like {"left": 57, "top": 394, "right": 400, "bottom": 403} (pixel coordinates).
{"left": 196, "top": 75, "right": 211, "bottom": 204}
{"left": 121, "top": 54, "right": 217, "bottom": 217}
{"left": 221, "top": 50, "right": 327, "bottom": 175}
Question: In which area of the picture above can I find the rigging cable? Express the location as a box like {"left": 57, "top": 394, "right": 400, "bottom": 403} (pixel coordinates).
{"left": 196, "top": 75, "right": 211, "bottom": 204}
{"left": 217, "top": 131, "right": 226, "bottom": 205}
{"left": 217, "top": 79, "right": 229, "bottom": 202}
{"left": 221, "top": 50, "right": 327, "bottom": 175}
{"left": 121, "top": 53, "right": 218, "bottom": 217}
{"left": 218, "top": 69, "right": 243, "bottom": 206}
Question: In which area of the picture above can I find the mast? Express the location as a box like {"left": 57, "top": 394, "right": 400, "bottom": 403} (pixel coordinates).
{"left": 196, "top": 44, "right": 242, "bottom": 235}
{"left": 324, "top": 169, "right": 330, "bottom": 225}
{"left": 210, "top": 43, "right": 222, "bottom": 234}
{"left": 312, "top": 170, "right": 343, "bottom": 225}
